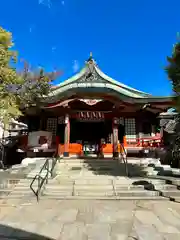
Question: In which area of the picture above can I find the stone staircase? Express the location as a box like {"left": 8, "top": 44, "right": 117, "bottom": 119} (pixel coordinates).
{"left": 41, "top": 158, "right": 180, "bottom": 200}
{"left": 0, "top": 158, "right": 49, "bottom": 199}
{"left": 42, "top": 178, "right": 160, "bottom": 200}
{"left": 1, "top": 157, "right": 180, "bottom": 201}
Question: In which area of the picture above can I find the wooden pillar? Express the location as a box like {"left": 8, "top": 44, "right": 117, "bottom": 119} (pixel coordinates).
{"left": 63, "top": 114, "right": 70, "bottom": 157}
{"left": 112, "top": 117, "right": 119, "bottom": 159}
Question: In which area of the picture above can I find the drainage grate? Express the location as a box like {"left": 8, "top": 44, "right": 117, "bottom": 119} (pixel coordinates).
{"left": 8, "top": 179, "right": 20, "bottom": 185}
{"left": 71, "top": 167, "right": 82, "bottom": 171}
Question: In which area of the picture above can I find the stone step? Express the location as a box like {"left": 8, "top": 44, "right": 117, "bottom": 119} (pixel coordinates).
{"left": 161, "top": 190, "right": 180, "bottom": 197}
{"left": 4, "top": 192, "right": 35, "bottom": 198}
{"left": 153, "top": 184, "right": 178, "bottom": 190}
{"left": 15, "top": 180, "right": 36, "bottom": 185}
{"left": 46, "top": 183, "right": 171, "bottom": 191}
{"left": 44, "top": 190, "right": 115, "bottom": 197}
{"left": 115, "top": 190, "right": 159, "bottom": 197}
{"left": 41, "top": 195, "right": 167, "bottom": 201}
{"left": 51, "top": 178, "right": 168, "bottom": 186}
{"left": 10, "top": 190, "right": 33, "bottom": 195}
{"left": 46, "top": 181, "right": 178, "bottom": 191}
{"left": 45, "top": 185, "right": 73, "bottom": 191}
{"left": 27, "top": 173, "right": 51, "bottom": 178}
{"left": 74, "top": 185, "right": 113, "bottom": 190}
{"left": 27, "top": 170, "right": 48, "bottom": 174}
{"left": 15, "top": 184, "right": 39, "bottom": 189}
{"left": 13, "top": 186, "right": 38, "bottom": 191}
{"left": 60, "top": 159, "right": 117, "bottom": 163}
{"left": 27, "top": 173, "right": 47, "bottom": 177}
{"left": 74, "top": 191, "right": 115, "bottom": 197}
{"left": 82, "top": 163, "right": 119, "bottom": 166}
{"left": 28, "top": 170, "right": 45, "bottom": 174}
{"left": 55, "top": 173, "right": 116, "bottom": 177}
{"left": 43, "top": 191, "right": 73, "bottom": 196}
{"left": 74, "top": 179, "right": 113, "bottom": 185}
{"left": 148, "top": 179, "right": 167, "bottom": 184}
{"left": 48, "top": 180, "right": 74, "bottom": 185}
{"left": 82, "top": 162, "right": 119, "bottom": 165}
{"left": 148, "top": 176, "right": 180, "bottom": 186}
{"left": 114, "top": 185, "right": 145, "bottom": 190}
{"left": 52, "top": 179, "right": 115, "bottom": 185}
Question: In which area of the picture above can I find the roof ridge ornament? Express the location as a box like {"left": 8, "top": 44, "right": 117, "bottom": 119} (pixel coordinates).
{"left": 86, "top": 52, "right": 93, "bottom": 63}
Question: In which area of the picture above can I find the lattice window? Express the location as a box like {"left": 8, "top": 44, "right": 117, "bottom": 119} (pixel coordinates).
{"left": 125, "top": 118, "right": 136, "bottom": 139}
{"left": 58, "top": 116, "right": 65, "bottom": 124}
{"left": 46, "top": 118, "right": 57, "bottom": 136}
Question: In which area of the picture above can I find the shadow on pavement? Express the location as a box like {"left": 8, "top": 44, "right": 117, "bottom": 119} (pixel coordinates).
{"left": 132, "top": 180, "right": 155, "bottom": 190}
{"left": 83, "top": 157, "right": 145, "bottom": 177}
{"left": 0, "top": 223, "right": 54, "bottom": 240}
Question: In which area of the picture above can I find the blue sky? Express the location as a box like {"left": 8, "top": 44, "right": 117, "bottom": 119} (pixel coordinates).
{"left": 0, "top": 0, "right": 179, "bottom": 96}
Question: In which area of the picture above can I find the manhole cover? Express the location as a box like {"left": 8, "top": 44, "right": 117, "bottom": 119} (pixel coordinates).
{"left": 71, "top": 167, "right": 82, "bottom": 171}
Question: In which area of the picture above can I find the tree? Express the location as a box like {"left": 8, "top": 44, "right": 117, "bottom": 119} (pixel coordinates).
{"left": 0, "top": 26, "right": 22, "bottom": 127}
{"left": 16, "top": 61, "right": 60, "bottom": 108}
{"left": 166, "top": 41, "right": 180, "bottom": 112}
{"left": 0, "top": 26, "right": 60, "bottom": 130}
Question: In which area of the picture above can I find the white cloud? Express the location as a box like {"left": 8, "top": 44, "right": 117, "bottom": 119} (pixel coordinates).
{"left": 38, "top": 0, "right": 52, "bottom": 8}
{"left": 51, "top": 46, "right": 56, "bottom": 52}
{"left": 72, "top": 60, "right": 79, "bottom": 73}
{"left": 29, "top": 25, "right": 35, "bottom": 33}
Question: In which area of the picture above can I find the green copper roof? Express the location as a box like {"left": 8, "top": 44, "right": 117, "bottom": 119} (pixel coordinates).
{"left": 47, "top": 57, "right": 172, "bottom": 102}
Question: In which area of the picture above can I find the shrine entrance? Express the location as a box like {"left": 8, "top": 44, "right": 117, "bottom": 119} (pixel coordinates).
{"left": 70, "top": 111, "right": 112, "bottom": 155}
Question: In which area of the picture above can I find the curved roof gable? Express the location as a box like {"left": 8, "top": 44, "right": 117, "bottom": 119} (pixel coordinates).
{"left": 52, "top": 56, "right": 150, "bottom": 99}
{"left": 94, "top": 64, "right": 150, "bottom": 97}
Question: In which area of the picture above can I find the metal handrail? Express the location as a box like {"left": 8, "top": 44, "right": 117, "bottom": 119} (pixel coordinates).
{"left": 30, "top": 151, "right": 59, "bottom": 201}
{"left": 51, "top": 153, "right": 59, "bottom": 177}
{"left": 119, "top": 143, "right": 128, "bottom": 176}
{"left": 30, "top": 158, "right": 50, "bottom": 201}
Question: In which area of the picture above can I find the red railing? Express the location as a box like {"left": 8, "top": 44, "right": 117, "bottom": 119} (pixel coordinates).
{"left": 126, "top": 136, "right": 163, "bottom": 149}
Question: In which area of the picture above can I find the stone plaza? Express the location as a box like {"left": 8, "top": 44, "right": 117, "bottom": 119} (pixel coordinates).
{"left": 1, "top": 198, "right": 180, "bottom": 239}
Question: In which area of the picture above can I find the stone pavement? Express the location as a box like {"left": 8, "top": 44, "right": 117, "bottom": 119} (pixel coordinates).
{"left": 0, "top": 199, "right": 180, "bottom": 239}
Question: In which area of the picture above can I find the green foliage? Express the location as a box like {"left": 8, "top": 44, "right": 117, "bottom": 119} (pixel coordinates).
{"left": 0, "top": 26, "right": 59, "bottom": 127}
{"left": 0, "top": 26, "right": 21, "bottom": 127}
{"left": 166, "top": 42, "right": 180, "bottom": 112}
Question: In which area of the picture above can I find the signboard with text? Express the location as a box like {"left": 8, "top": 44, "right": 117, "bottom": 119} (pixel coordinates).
{"left": 76, "top": 111, "right": 105, "bottom": 122}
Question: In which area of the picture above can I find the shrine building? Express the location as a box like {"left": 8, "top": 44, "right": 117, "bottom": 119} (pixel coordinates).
{"left": 26, "top": 54, "right": 173, "bottom": 157}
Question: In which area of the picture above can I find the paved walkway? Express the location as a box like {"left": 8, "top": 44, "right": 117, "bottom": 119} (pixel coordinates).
{"left": 0, "top": 199, "right": 180, "bottom": 239}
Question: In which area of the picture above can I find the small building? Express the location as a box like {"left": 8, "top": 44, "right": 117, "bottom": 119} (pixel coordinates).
{"left": 26, "top": 55, "right": 173, "bottom": 157}
{"left": 0, "top": 119, "right": 28, "bottom": 139}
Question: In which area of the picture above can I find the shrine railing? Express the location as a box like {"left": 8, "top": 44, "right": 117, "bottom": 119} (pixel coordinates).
{"left": 125, "top": 136, "right": 162, "bottom": 148}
